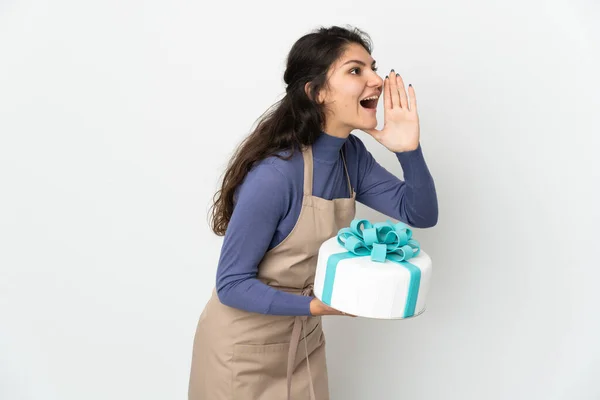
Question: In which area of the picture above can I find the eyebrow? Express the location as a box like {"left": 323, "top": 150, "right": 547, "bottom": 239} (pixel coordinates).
{"left": 342, "top": 59, "right": 377, "bottom": 67}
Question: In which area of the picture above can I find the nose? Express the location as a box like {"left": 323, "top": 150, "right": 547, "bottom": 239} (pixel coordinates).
{"left": 369, "top": 73, "right": 384, "bottom": 92}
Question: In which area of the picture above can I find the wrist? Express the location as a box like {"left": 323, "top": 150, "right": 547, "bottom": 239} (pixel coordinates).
{"left": 309, "top": 298, "right": 323, "bottom": 316}
{"left": 394, "top": 142, "right": 420, "bottom": 154}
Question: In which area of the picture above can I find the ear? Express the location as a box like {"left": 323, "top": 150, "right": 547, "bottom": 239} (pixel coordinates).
{"left": 305, "top": 81, "right": 324, "bottom": 103}
{"left": 304, "top": 82, "right": 312, "bottom": 99}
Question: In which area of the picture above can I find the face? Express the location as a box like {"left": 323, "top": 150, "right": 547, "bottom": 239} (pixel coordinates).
{"left": 307, "top": 43, "right": 384, "bottom": 138}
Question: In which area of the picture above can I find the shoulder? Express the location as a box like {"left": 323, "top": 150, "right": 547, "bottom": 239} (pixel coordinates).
{"left": 263, "top": 148, "right": 304, "bottom": 179}
{"left": 233, "top": 148, "right": 303, "bottom": 207}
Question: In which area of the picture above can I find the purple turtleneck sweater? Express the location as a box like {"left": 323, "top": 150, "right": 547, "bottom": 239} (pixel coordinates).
{"left": 215, "top": 132, "right": 438, "bottom": 316}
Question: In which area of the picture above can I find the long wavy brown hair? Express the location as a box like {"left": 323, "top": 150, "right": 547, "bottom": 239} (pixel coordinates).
{"left": 209, "top": 25, "right": 373, "bottom": 236}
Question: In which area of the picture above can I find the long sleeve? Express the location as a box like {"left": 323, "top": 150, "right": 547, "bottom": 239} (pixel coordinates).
{"left": 355, "top": 140, "right": 438, "bottom": 228}
{"left": 215, "top": 160, "right": 313, "bottom": 316}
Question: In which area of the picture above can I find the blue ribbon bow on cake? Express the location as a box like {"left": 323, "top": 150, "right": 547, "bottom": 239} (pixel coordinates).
{"left": 322, "top": 218, "right": 423, "bottom": 317}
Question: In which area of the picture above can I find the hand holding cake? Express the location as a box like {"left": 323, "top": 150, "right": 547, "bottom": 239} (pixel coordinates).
{"left": 309, "top": 297, "right": 357, "bottom": 317}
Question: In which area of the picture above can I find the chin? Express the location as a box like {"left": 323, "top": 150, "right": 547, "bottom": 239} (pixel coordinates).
{"left": 347, "top": 114, "right": 378, "bottom": 132}
{"left": 357, "top": 118, "right": 378, "bottom": 130}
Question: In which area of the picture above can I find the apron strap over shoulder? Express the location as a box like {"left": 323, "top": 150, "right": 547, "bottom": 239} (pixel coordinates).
{"left": 302, "top": 145, "right": 314, "bottom": 196}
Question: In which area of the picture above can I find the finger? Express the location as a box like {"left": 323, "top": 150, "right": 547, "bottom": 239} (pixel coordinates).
{"left": 383, "top": 76, "right": 392, "bottom": 110}
{"left": 396, "top": 74, "right": 408, "bottom": 109}
{"left": 408, "top": 83, "right": 417, "bottom": 112}
{"left": 390, "top": 70, "right": 401, "bottom": 108}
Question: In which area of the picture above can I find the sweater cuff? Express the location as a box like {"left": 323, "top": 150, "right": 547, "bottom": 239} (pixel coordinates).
{"left": 269, "top": 290, "right": 314, "bottom": 316}
{"left": 395, "top": 142, "right": 423, "bottom": 161}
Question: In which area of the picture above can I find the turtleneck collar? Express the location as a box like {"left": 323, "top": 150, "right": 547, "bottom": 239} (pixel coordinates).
{"left": 312, "top": 130, "right": 348, "bottom": 163}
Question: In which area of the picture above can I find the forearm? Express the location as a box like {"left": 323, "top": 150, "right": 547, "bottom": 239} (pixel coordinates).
{"left": 357, "top": 142, "right": 438, "bottom": 227}
{"left": 394, "top": 143, "right": 438, "bottom": 227}
{"left": 217, "top": 278, "right": 313, "bottom": 315}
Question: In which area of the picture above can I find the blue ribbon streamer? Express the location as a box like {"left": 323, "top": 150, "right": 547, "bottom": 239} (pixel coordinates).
{"left": 322, "top": 219, "right": 422, "bottom": 317}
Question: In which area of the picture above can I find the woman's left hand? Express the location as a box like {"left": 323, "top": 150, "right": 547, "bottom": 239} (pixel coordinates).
{"left": 363, "top": 71, "right": 420, "bottom": 153}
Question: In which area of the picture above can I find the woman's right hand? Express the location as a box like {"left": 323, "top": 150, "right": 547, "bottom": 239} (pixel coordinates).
{"left": 309, "top": 298, "right": 356, "bottom": 317}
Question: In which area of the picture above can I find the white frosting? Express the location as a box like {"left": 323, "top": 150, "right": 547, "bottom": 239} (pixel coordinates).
{"left": 314, "top": 235, "right": 432, "bottom": 319}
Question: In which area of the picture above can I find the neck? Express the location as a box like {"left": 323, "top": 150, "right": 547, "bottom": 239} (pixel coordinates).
{"left": 321, "top": 121, "right": 351, "bottom": 139}
{"left": 312, "top": 130, "right": 348, "bottom": 162}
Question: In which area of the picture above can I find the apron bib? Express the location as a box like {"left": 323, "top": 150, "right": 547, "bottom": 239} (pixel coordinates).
{"left": 189, "top": 144, "right": 356, "bottom": 400}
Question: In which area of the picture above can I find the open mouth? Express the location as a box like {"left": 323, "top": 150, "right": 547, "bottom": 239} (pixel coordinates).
{"left": 359, "top": 98, "right": 378, "bottom": 110}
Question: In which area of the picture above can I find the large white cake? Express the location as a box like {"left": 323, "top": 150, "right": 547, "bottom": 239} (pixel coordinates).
{"left": 313, "top": 220, "right": 432, "bottom": 319}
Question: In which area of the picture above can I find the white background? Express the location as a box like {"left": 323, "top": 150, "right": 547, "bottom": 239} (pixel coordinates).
{"left": 1, "top": 0, "right": 599, "bottom": 399}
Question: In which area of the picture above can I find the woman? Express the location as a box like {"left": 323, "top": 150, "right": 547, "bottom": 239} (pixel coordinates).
{"left": 188, "top": 25, "right": 438, "bottom": 400}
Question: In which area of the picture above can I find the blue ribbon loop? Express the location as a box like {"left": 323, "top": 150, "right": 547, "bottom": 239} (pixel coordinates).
{"left": 336, "top": 219, "right": 421, "bottom": 262}
{"left": 322, "top": 219, "right": 422, "bottom": 317}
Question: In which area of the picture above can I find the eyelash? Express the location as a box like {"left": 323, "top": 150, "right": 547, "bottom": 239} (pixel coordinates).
{"left": 351, "top": 67, "right": 378, "bottom": 75}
